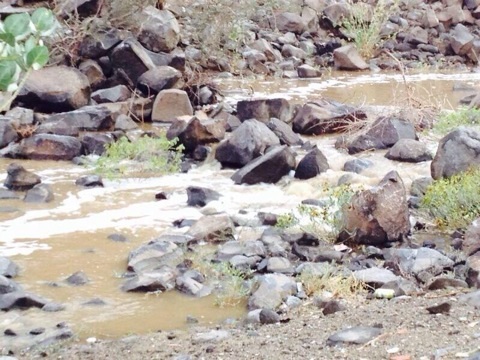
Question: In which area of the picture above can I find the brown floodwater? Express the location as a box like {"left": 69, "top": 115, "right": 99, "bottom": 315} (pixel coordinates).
{"left": 1, "top": 70, "right": 479, "bottom": 344}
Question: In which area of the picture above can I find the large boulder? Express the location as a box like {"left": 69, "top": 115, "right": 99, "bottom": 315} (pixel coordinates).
{"left": 451, "top": 24, "right": 474, "bottom": 55}
{"left": 292, "top": 99, "right": 367, "bottom": 135}
{"left": 273, "top": 12, "right": 306, "bottom": 34}
{"left": 339, "top": 170, "right": 410, "bottom": 246}
{"left": 0, "top": 120, "right": 18, "bottom": 149}
{"left": 24, "top": 184, "right": 54, "bottom": 203}
{"left": 137, "top": 7, "right": 180, "bottom": 53}
{"left": 186, "top": 214, "right": 235, "bottom": 243}
{"left": 16, "top": 66, "right": 90, "bottom": 112}
{"left": 16, "top": 134, "right": 82, "bottom": 160}
{"left": 385, "top": 139, "right": 433, "bottom": 163}
{"left": 137, "top": 66, "right": 183, "bottom": 95}
{"left": 110, "top": 38, "right": 156, "bottom": 84}
{"left": 122, "top": 266, "right": 177, "bottom": 292}
{"left": 3, "top": 163, "right": 41, "bottom": 191}
{"left": 187, "top": 186, "right": 221, "bottom": 207}
{"left": 127, "top": 240, "right": 184, "bottom": 274}
{"left": 294, "top": 147, "right": 330, "bottom": 179}
{"left": 231, "top": 145, "right": 296, "bottom": 185}
{"left": 248, "top": 273, "right": 297, "bottom": 310}
{"left": 236, "top": 98, "right": 292, "bottom": 123}
{"left": 267, "top": 118, "right": 303, "bottom": 146}
{"left": 43, "top": 105, "right": 115, "bottom": 132}
{"left": 215, "top": 119, "right": 280, "bottom": 168}
{"left": 151, "top": 89, "right": 193, "bottom": 122}
{"left": 0, "top": 291, "right": 48, "bottom": 310}
{"left": 333, "top": 45, "right": 369, "bottom": 70}
{"left": 0, "top": 258, "right": 19, "bottom": 278}
{"left": 431, "top": 127, "right": 480, "bottom": 179}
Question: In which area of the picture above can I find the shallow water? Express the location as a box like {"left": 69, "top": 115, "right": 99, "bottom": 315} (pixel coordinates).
{"left": 0, "top": 70, "right": 478, "bottom": 342}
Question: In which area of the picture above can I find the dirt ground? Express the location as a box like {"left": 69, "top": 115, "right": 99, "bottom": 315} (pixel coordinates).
{"left": 19, "top": 289, "right": 480, "bottom": 360}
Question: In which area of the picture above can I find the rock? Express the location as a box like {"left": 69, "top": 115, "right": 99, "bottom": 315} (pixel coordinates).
{"left": 215, "top": 119, "right": 280, "bottom": 168}
{"left": 426, "top": 302, "right": 451, "bottom": 314}
{"left": 65, "top": 271, "right": 89, "bottom": 286}
{"left": 186, "top": 214, "right": 235, "bottom": 243}
{"left": 354, "top": 267, "right": 398, "bottom": 288}
{"left": 137, "top": 7, "right": 180, "bottom": 53}
{"left": 115, "top": 114, "right": 139, "bottom": 131}
{"left": 294, "top": 147, "right": 330, "bottom": 179}
{"left": 192, "top": 330, "right": 230, "bottom": 344}
{"left": 16, "top": 66, "right": 90, "bottom": 112}
{"left": 380, "top": 278, "right": 419, "bottom": 296}
{"left": 3, "top": 163, "right": 41, "bottom": 191}
{"left": 44, "top": 105, "right": 115, "bottom": 132}
{"left": 464, "top": 218, "right": 480, "bottom": 256}
{"left": 78, "top": 28, "right": 123, "bottom": 59}
{"left": 127, "top": 240, "right": 184, "bottom": 273}
{"left": 343, "top": 158, "right": 373, "bottom": 173}
{"left": 0, "top": 291, "right": 48, "bottom": 310}
{"left": 459, "top": 290, "right": 480, "bottom": 308}
{"left": 122, "top": 266, "right": 177, "bottom": 292}
{"left": 427, "top": 277, "right": 468, "bottom": 290}
{"left": 186, "top": 186, "right": 221, "bottom": 207}
{"left": 151, "top": 90, "right": 193, "bottom": 122}
{"left": 0, "top": 258, "right": 19, "bottom": 278}
{"left": 451, "top": 24, "right": 474, "bottom": 55}
{"left": 431, "top": 127, "right": 480, "bottom": 179}
{"left": 107, "top": 233, "right": 128, "bottom": 242}
{"left": 175, "top": 274, "right": 211, "bottom": 297}
{"left": 34, "top": 119, "right": 80, "bottom": 137}
{"left": 236, "top": 98, "right": 292, "bottom": 123}
{"left": 327, "top": 326, "right": 383, "bottom": 346}
{"left": 266, "top": 118, "right": 303, "bottom": 146}
{"left": 16, "top": 134, "right": 83, "bottom": 160}
{"left": 0, "top": 276, "right": 20, "bottom": 294}
{"left": 410, "top": 177, "right": 433, "bottom": 197}
{"left": 0, "top": 121, "right": 18, "bottom": 149}
{"left": 110, "top": 38, "right": 156, "bottom": 84}
{"left": 231, "top": 145, "right": 296, "bottom": 185}
{"left": 167, "top": 116, "right": 225, "bottom": 153}
{"left": 137, "top": 66, "right": 182, "bottom": 95}
{"left": 266, "top": 257, "right": 294, "bottom": 274}
{"left": 91, "top": 85, "right": 131, "bottom": 103}
{"left": 340, "top": 171, "right": 410, "bottom": 246}
{"left": 333, "top": 45, "right": 369, "bottom": 70}
{"left": 217, "top": 240, "right": 266, "bottom": 261}
{"left": 0, "top": 188, "right": 20, "bottom": 199}
{"left": 274, "top": 12, "right": 306, "bottom": 34}
{"left": 385, "top": 139, "right": 433, "bottom": 162}
{"left": 24, "top": 184, "right": 54, "bottom": 203}
{"left": 75, "top": 175, "right": 104, "bottom": 188}
{"left": 42, "top": 302, "right": 66, "bottom": 312}
{"left": 248, "top": 273, "right": 297, "bottom": 310}
{"left": 78, "top": 59, "right": 105, "bottom": 89}
{"left": 81, "top": 133, "right": 114, "bottom": 155}
{"left": 292, "top": 99, "right": 367, "bottom": 135}
{"left": 6, "top": 106, "right": 34, "bottom": 125}
{"left": 298, "top": 64, "right": 322, "bottom": 78}
{"left": 315, "top": 299, "right": 346, "bottom": 315}
{"left": 30, "top": 327, "right": 46, "bottom": 335}
{"left": 259, "top": 309, "right": 280, "bottom": 324}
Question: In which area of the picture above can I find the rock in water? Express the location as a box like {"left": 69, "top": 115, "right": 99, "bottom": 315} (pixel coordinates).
{"left": 3, "top": 163, "right": 41, "bottom": 191}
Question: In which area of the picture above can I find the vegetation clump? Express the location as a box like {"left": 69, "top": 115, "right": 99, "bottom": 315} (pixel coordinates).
{"left": 93, "top": 134, "right": 184, "bottom": 179}
{"left": 432, "top": 106, "right": 480, "bottom": 135}
{"left": 420, "top": 167, "right": 480, "bottom": 229}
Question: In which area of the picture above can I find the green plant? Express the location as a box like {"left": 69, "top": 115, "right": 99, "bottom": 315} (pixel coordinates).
{"left": 213, "top": 262, "right": 252, "bottom": 307}
{"left": 341, "top": 0, "right": 398, "bottom": 59}
{"left": 93, "top": 134, "right": 184, "bottom": 179}
{"left": 420, "top": 167, "right": 480, "bottom": 229}
{"left": 432, "top": 106, "right": 480, "bottom": 135}
{"left": 0, "top": 8, "right": 57, "bottom": 111}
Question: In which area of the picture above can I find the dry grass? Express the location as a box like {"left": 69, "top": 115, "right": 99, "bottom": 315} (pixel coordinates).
{"left": 12, "top": 124, "right": 37, "bottom": 139}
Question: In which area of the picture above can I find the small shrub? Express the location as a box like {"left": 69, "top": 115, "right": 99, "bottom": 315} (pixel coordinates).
{"left": 93, "top": 134, "right": 184, "bottom": 178}
{"left": 341, "top": 0, "right": 398, "bottom": 59}
{"left": 213, "top": 262, "right": 252, "bottom": 307}
{"left": 432, "top": 106, "right": 480, "bottom": 135}
{"left": 420, "top": 168, "right": 480, "bottom": 229}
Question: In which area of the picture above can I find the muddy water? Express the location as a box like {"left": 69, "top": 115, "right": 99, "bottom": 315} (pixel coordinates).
{"left": 0, "top": 71, "right": 478, "bottom": 342}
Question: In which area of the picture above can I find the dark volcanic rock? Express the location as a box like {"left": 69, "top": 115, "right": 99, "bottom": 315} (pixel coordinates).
{"left": 248, "top": 273, "right": 297, "bottom": 310}
{"left": 44, "top": 105, "right": 115, "bottom": 132}
{"left": 81, "top": 133, "right": 114, "bottom": 155}
{"left": 187, "top": 186, "right": 221, "bottom": 207}
{"left": 0, "top": 291, "right": 48, "bottom": 310}
{"left": 0, "top": 120, "right": 18, "bottom": 149}
{"left": 75, "top": 175, "right": 104, "bottom": 188}
{"left": 3, "top": 163, "right": 41, "bottom": 191}
{"left": 294, "top": 147, "right": 330, "bottom": 179}
{"left": 0, "top": 257, "right": 19, "bottom": 278}
{"left": 137, "top": 66, "right": 182, "bottom": 95}
{"left": 24, "top": 184, "right": 54, "bottom": 203}
{"left": 65, "top": 271, "right": 89, "bottom": 286}
{"left": 385, "top": 139, "right": 433, "bottom": 162}
{"left": 266, "top": 118, "right": 303, "bottom": 146}
{"left": 122, "top": 266, "right": 177, "bottom": 292}
{"left": 127, "top": 240, "right": 184, "bottom": 273}
{"left": 16, "top": 134, "right": 82, "bottom": 160}
{"left": 236, "top": 98, "right": 292, "bottom": 123}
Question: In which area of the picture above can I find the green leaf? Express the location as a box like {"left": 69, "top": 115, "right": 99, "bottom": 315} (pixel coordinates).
{"left": 24, "top": 35, "right": 37, "bottom": 53}
{"left": 26, "top": 45, "right": 48, "bottom": 69}
{"left": 0, "top": 60, "right": 17, "bottom": 91}
{"left": 0, "top": 33, "right": 15, "bottom": 47}
{"left": 31, "top": 8, "right": 56, "bottom": 34}
{"left": 3, "top": 13, "right": 31, "bottom": 39}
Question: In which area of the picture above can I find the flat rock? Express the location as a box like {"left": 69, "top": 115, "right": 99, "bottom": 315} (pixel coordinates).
{"left": 327, "top": 326, "right": 383, "bottom": 346}
{"left": 24, "top": 184, "right": 54, "bottom": 203}
{"left": 385, "top": 139, "right": 433, "bottom": 162}
{"left": 192, "top": 330, "right": 230, "bottom": 344}
{"left": 353, "top": 267, "right": 398, "bottom": 288}
{"left": 3, "top": 163, "right": 41, "bottom": 191}
{"left": 0, "top": 291, "right": 48, "bottom": 310}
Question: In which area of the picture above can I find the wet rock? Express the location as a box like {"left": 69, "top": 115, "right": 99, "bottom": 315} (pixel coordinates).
{"left": 353, "top": 267, "right": 398, "bottom": 288}
{"left": 327, "top": 326, "right": 383, "bottom": 346}
{"left": 81, "top": 133, "right": 114, "bottom": 155}
{"left": 0, "top": 189, "right": 19, "bottom": 200}
{"left": 128, "top": 240, "right": 184, "bottom": 273}
{"left": 91, "top": 85, "right": 131, "bottom": 103}
{"left": 0, "top": 258, "right": 18, "bottom": 279}
{"left": 431, "top": 127, "right": 480, "bottom": 179}
{"left": 152, "top": 89, "right": 193, "bottom": 122}
{"left": 0, "top": 276, "right": 20, "bottom": 294}
{"left": 186, "top": 214, "right": 235, "bottom": 243}
{"left": 34, "top": 119, "right": 80, "bottom": 137}
{"left": 427, "top": 277, "right": 469, "bottom": 290}
{"left": 410, "top": 177, "right": 433, "bottom": 197}
{"left": 3, "top": 163, "right": 41, "bottom": 191}
{"left": 6, "top": 106, "right": 34, "bottom": 125}
{"left": 16, "top": 134, "right": 82, "bottom": 160}
{"left": 0, "top": 121, "right": 18, "bottom": 149}
{"left": 451, "top": 24, "right": 474, "bottom": 55}
{"left": 292, "top": 99, "right": 367, "bottom": 135}
{"left": 122, "top": 266, "right": 177, "bottom": 292}
{"left": 343, "top": 158, "right": 373, "bottom": 174}
{"left": 259, "top": 308, "right": 280, "bottom": 324}
{"left": 44, "top": 105, "right": 115, "bottom": 132}
{"left": 30, "top": 327, "right": 46, "bottom": 335}
{"left": 75, "top": 175, "right": 104, "bottom": 188}
{"left": 66, "top": 271, "right": 89, "bottom": 286}
{"left": 340, "top": 171, "right": 410, "bottom": 246}
{"left": 385, "top": 139, "right": 433, "bottom": 162}
{"left": 248, "top": 273, "right": 297, "bottom": 310}
{"left": 137, "top": 7, "right": 180, "bottom": 53}
{"left": 459, "top": 290, "right": 480, "bottom": 308}
{"left": 186, "top": 186, "right": 221, "bottom": 207}
{"left": 82, "top": 298, "right": 107, "bottom": 306}
{"left": 236, "top": 98, "right": 292, "bottom": 123}
{"left": 16, "top": 66, "right": 90, "bottom": 112}
{"left": 137, "top": 66, "right": 182, "bottom": 95}
{"left": 266, "top": 118, "right": 303, "bottom": 146}
{"left": 167, "top": 116, "right": 225, "bottom": 153}
{"left": 24, "top": 184, "right": 54, "bottom": 203}
{"left": 115, "top": 114, "right": 139, "bottom": 131}
{"left": 333, "top": 45, "right": 369, "bottom": 70}
{"left": 107, "top": 233, "right": 128, "bottom": 243}
{"left": 215, "top": 119, "right": 279, "bottom": 168}
{"left": 294, "top": 147, "right": 330, "bottom": 179}
{"left": 0, "top": 291, "right": 48, "bottom": 310}
{"left": 42, "top": 302, "right": 66, "bottom": 312}
{"left": 298, "top": 64, "right": 322, "bottom": 78}
{"left": 231, "top": 145, "right": 296, "bottom": 185}
{"left": 176, "top": 273, "right": 212, "bottom": 297}
{"left": 426, "top": 302, "right": 451, "bottom": 314}
{"left": 192, "top": 330, "right": 230, "bottom": 344}
{"left": 4, "top": 329, "right": 16, "bottom": 336}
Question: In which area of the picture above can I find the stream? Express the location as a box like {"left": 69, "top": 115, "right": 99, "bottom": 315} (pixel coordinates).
{"left": 1, "top": 70, "right": 479, "bottom": 343}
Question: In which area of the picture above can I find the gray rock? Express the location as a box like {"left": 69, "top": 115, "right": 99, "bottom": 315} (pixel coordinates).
{"left": 122, "top": 266, "right": 177, "bottom": 292}
{"left": 5, "top": 107, "right": 34, "bottom": 126}
{"left": 294, "top": 147, "right": 330, "bottom": 180}
{"left": 333, "top": 45, "right": 369, "bottom": 70}
{"left": 385, "top": 139, "right": 433, "bottom": 162}
{"left": 3, "top": 163, "right": 41, "bottom": 191}
{"left": 0, "top": 291, "right": 48, "bottom": 310}
{"left": 236, "top": 98, "right": 292, "bottom": 123}
{"left": 217, "top": 240, "right": 266, "bottom": 261}
{"left": 24, "top": 184, "right": 54, "bottom": 203}
{"left": 42, "top": 302, "right": 66, "bottom": 312}
{"left": 0, "top": 276, "right": 20, "bottom": 294}
{"left": 0, "top": 189, "right": 19, "bottom": 199}
{"left": 248, "top": 273, "right": 297, "bottom": 310}
{"left": 274, "top": 12, "right": 306, "bottom": 34}
{"left": 353, "top": 267, "right": 398, "bottom": 288}
{"left": 266, "top": 257, "right": 294, "bottom": 274}
{"left": 298, "top": 64, "right": 322, "bottom": 78}
{"left": 259, "top": 308, "right": 280, "bottom": 324}
{"left": 343, "top": 158, "right": 373, "bottom": 173}
{"left": 410, "top": 177, "right": 433, "bottom": 197}
{"left": 0, "top": 258, "right": 18, "bottom": 279}
{"left": 91, "top": 85, "right": 131, "bottom": 103}
{"left": 34, "top": 119, "right": 80, "bottom": 137}
{"left": 137, "top": 66, "right": 182, "bottom": 95}
{"left": 17, "top": 134, "right": 82, "bottom": 160}
{"left": 127, "top": 240, "right": 184, "bottom": 273}
{"left": 427, "top": 277, "right": 469, "bottom": 290}
{"left": 327, "top": 326, "right": 383, "bottom": 346}
{"left": 115, "top": 114, "right": 139, "bottom": 131}
{"left": 176, "top": 274, "right": 212, "bottom": 297}
{"left": 137, "top": 7, "right": 180, "bottom": 53}
{"left": 75, "top": 175, "right": 104, "bottom": 188}
{"left": 464, "top": 218, "right": 480, "bottom": 256}
{"left": 186, "top": 214, "right": 235, "bottom": 243}
{"left": 81, "top": 133, "right": 114, "bottom": 155}
{"left": 78, "top": 59, "right": 105, "bottom": 89}
{"left": 152, "top": 89, "right": 193, "bottom": 122}
{"left": 266, "top": 118, "right": 303, "bottom": 146}
{"left": 44, "top": 105, "right": 115, "bottom": 132}
{"left": 110, "top": 38, "right": 155, "bottom": 84}
{"left": 459, "top": 290, "right": 480, "bottom": 308}
{"left": 186, "top": 186, "right": 221, "bottom": 207}
{"left": 380, "top": 278, "right": 419, "bottom": 296}
{"left": 215, "top": 119, "right": 279, "bottom": 168}
{"left": 192, "top": 330, "right": 230, "bottom": 344}
{"left": 451, "top": 24, "right": 474, "bottom": 55}
{"left": 431, "top": 127, "right": 480, "bottom": 179}
{"left": 231, "top": 145, "right": 296, "bottom": 185}
{"left": 65, "top": 271, "right": 89, "bottom": 286}
{"left": 0, "top": 121, "right": 18, "bottom": 149}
